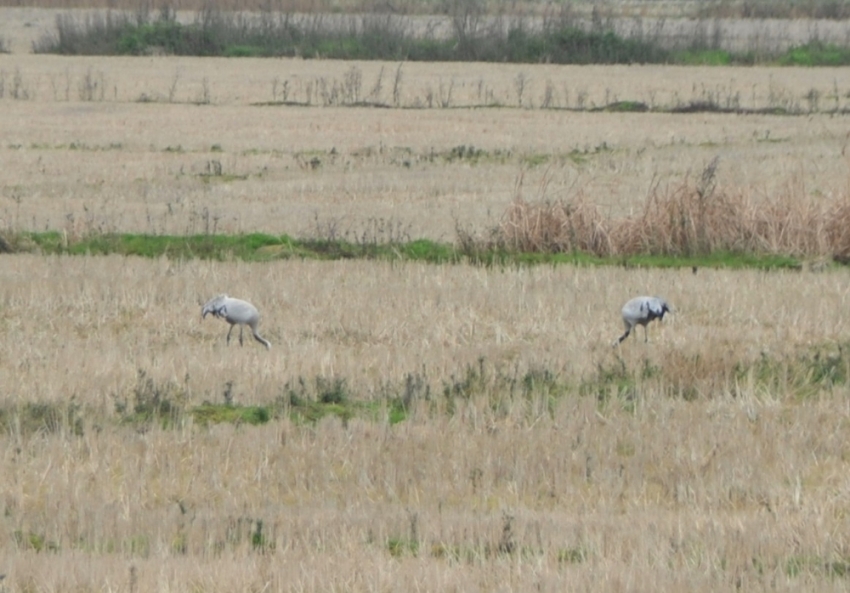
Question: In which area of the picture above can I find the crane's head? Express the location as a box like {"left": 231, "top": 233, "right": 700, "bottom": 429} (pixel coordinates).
{"left": 653, "top": 297, "right": 671, "bottom": 320}
{"left": 201, "top": 294, "right": 228, "bottom": 319}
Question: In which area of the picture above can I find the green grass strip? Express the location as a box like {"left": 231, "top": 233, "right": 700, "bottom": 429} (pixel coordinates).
{"left": 8, "top": 231, "right": 811, "bottom": 270}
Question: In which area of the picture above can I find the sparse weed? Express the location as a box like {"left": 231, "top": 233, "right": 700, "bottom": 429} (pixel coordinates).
{"left": 116, "top": 368, "right": 187, "bottom": 427}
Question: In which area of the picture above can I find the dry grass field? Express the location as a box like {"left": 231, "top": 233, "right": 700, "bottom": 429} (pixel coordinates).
{"left": 2, "top": 256, "right": 850, "bottom": 591}
{"left": 4, "top": 6, "right": 850, "bottom": 592}
{"left": 1, "top": 54, "right": 850, "bottom": 241}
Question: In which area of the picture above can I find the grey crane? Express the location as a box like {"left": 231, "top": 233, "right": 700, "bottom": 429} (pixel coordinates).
{"left": 613, "top": 296, "right": 671, "bottom": 346}
{"left": 202, "top": 294, "right": 271, "bottom": 350}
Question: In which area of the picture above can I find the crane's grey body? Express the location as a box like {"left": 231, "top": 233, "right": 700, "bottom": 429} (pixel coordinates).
{"left": 614, "top": 296, "right": 671, "bottom": 346}
{"left": 202, "top": 294, "right": 271, "bottom": 350}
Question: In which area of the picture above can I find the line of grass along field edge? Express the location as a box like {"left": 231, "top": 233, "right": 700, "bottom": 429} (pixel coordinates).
{"left": 1, "top": 231, "right": 810, "bottom": 270}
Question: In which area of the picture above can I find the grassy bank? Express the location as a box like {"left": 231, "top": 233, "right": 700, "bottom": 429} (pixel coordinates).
{"left": 0, "top": 230, "right": 807, "bottom": 270}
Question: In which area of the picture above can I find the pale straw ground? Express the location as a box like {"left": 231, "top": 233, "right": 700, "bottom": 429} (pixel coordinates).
{"left": 2, "top": 256, "right": 850, "bottom": 590}
{"left": 4, "top": 8, "right": 850, "bottom": 590}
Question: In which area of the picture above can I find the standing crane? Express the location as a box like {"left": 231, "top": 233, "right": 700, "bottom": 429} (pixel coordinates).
{"left": 613, "top": 296, "right": 671, "bottom": 346}
{"left": 202, "top": 294, "right": 271, "bottom": 350}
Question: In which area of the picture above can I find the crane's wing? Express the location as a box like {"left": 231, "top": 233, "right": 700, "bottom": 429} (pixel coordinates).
{"left": 221, "top": 299, "right": 259, "bottom": 324}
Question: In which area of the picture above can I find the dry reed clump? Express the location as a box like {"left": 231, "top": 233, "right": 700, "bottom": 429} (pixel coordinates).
{"left": 490, "top": 162, "right": 850, "bottom": 260}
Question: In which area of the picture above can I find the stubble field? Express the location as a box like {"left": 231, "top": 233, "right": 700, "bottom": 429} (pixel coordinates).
{"left": 4, "top": 10, "right": 850, "bottom": 591}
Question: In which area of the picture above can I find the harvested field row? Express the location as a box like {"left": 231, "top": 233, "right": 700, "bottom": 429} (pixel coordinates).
{"left": 3, "top": 394, "right": 850, "bottom": 592}
{"left": 1, "top": 255, "right": 848, "bottom": 407}
{"left": 1, "top": 54, "right": 849, "bottom": 110}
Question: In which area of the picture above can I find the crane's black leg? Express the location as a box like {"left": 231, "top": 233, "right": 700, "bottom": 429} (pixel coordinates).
{"left": 615, "top": 329, "right": 630, "bottom": 346}
{"left": 239, "top": 325, "right": 244, "bottom": 346}
{"left": 226, "top": 324, "right": 234, "bottom": 345}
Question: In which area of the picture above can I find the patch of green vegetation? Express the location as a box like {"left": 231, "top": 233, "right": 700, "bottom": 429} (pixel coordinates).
{"left": 284, "top": 376, "right": 358, "bottom": 424}
{"left": 564, "top": 143, "right": 612, "bottom": 165}
{"left": 787, "top": 555, "right": 850, "bottom": 578}
{"left": 558, "top": 546, "right": 588, "bottom": 564}
{"left": 21, "top": 232, "right": 295, "bottom": 261}
{"left": 171, "top": 533, "right": 188, "bottom": 555}
{"left": 779, "top": 42, "right": 850, "bottom": 66}
{"left": 573, "top": 340, "right": 850, "bottom": 408}
{"left": 128, "top": 535, "right": 151, "bottom": 556}
{"left": 398, "top": 239, "right": 456, "bottom": 263}
{"left": 13, "top": 530, "right": 60, "bottom": 553}
{"left": 192, "top": 404, "right": 271, "bottom": 426}
{"left": 8, "top": 230, "right": 812, "bottom": 271}
{"left": 117, "top": 20, "right": 185, "bottom": 55}
{"left": 437, "top": 358, "right": 570, "bottom": 419}
{"left": 622, "top": 251, "right": 802, "bottom": 271}
{"left": 108, "top": 370, "right": 419, "bottom": 430}
{"left": 387, "top": 537, "right": 419, "bottom": 557}
{"left": 23, "top": 141, "right": 124, "bottom": 151}
{"left": 752, "top": 131, "right": 787, "bottom": 144}
{"left": 386, "top": 399, "right": 409, "bottom": 424}
{"left": 198, "top": 172, "right": 250, "bottom": 184}
{"left": 579, "top": 357, "right": 648, "bottom": 407}
{"left": 115, "top": 369, "right": 187, "bottom": 428}
{"left": 442, "top": 145, "right": 488, "bottom": 164}
{"left": 739, "top": 342, "right": 850, "bottom": 400}
{"left": 521, "top": 153, "right": 550, "bottom": 167}
{"left": 670, "top": 100, "right": 730, "bottom": 114}
{"left": 251, "top": 519, "right": 274, "bottom": 552}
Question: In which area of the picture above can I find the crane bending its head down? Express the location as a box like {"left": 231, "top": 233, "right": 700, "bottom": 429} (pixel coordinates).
{"left": 202, "top": 294, "right": 271, "bottom": 350}
{"left": 614, "top": 296, "right": 671, "bottom": 346}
